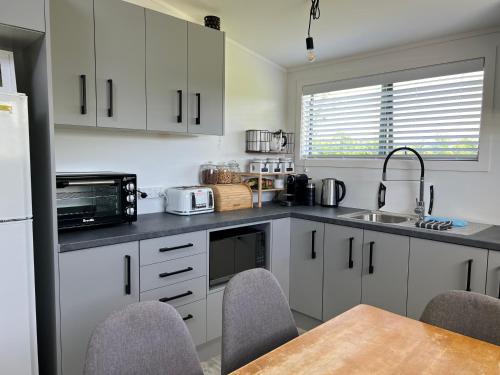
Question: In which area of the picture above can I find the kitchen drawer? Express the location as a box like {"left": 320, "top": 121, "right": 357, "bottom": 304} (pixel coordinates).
{"left": 140, "top": 253, "right": 206, "bottom": 292}
{"left": 176, "top": 300, "right": 207, "bottom": 346}
{"left": 140, "top": 276, "right": 206, "bottom": 307}
{"left": 140, "top": 231, "right": 207, "bottom": 266}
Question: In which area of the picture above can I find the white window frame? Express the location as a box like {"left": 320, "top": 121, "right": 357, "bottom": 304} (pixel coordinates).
{"left": 292, "top": 36, "right": 497, "bottom": 172}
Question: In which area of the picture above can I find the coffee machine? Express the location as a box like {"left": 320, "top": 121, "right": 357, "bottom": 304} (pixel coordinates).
{"left": 281, "top": 174, "right": 309, "bottom": 206}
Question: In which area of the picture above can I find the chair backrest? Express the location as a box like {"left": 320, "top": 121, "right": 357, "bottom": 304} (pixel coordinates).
{"left": 420, "top": 290, "right": 500, "bottom": 345}
{"left": 221, "top": 268, "right": 299, "bottom": 374}
{"left": 84, "top": 301, "right": 203, "bottom": 375}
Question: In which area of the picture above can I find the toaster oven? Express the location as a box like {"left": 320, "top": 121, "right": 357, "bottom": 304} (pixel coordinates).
{"left": 56, "top": 172, "right": 137, "bottom": 230}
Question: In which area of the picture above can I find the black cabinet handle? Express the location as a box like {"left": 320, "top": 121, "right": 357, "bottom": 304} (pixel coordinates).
{"left": 466, "top": 259, "right": 473, "bottom": 292}
{"left": 177, "top": 90, "right": 183, "bottom": 123}
{"left": 124, "top": 255, "right": 131, "bottom": 295}
{"left": 348, "top": 237, "right": 354, "bottom": 269}
{"left": 107, "top": 79, "right": 113, "bottom": 117}
{"left": 182, "top": 314, "right": 193, "bottom": 321}
{"left": 428, "top": 185, "right": 434, "bottom": 215}
{"left": 498, "top": 281, "right": 500, "bottom": 299}
{"left": 159, "top": 243, "right": 194, "bottom": 253}
{"left": 80, "top": 74, "right": 87, "bottom": 115}
{"left": 368, "top": 241, "right": 375, "bottom": 274}
{"left": 159, "top": 267, "right": 193, "bottom": 278}
{"left": 159, "top": 290, "right": 193, "bottom": 303}
{"left": 311, "top": 230, "right": 317, "bottom": 259}
{"left": 195, "top": 93, "right": 201, "bottom": 125}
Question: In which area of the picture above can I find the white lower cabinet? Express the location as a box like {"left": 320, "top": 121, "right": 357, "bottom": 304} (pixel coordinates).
{"left": 486, "top": 250, "right": 500, "bottom": 299}
{"left": 59, "top": 243, "right": 140, "bottom": 375}
{"left": 206, "top": 290, "right": 224, "bottom": 341}
{"left": 361, "top": 230, "right": 410, "bottom": 316}
{"left": 323, "top": 224, "right": 363, "bottom": 320}
{"left": 289, "top": 219, "right": 325, "bottom": 320}
{"left": 271, "top": 218, "right": 291, "bottom": 299}
{"left": 407, "top": 239, "right": 488, "bottom": 319}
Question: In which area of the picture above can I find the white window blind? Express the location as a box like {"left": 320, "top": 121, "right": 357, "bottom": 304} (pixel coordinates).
{"left": 301, "top": 59, "right": 485, "bottom": 160}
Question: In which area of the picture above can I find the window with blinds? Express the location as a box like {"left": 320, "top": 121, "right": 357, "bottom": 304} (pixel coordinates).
{"left": 301, "top": 60, "right": 485, "bottom": 160}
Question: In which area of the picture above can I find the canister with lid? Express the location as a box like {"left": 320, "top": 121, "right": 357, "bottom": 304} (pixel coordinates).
{"left": 267, "top": 158, "right": 281, "bottom": 173}
{"left": 279, "top": 157, "right": 295, "bottom": 173}
{"left": 249, "top": 159, "right": 269, "bottom": 173}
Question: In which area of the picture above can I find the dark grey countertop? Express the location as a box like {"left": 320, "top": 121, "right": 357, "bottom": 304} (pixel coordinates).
{"left": 58, "top": 204, "right": 500, "bottom": 252}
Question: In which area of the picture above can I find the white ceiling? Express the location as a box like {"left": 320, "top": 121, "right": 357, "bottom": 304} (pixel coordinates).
{"left": 151, "top": 0, "right": 500, "bottom": 68}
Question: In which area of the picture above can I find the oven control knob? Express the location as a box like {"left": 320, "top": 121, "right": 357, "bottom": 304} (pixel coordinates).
{"left": 126, "top": 207, "right": 135, "bottom": 216}
{"left": 125, "top": 183, "right": 135, "bottom": 192}
{"left": 126, "top": 194, "right": 135, "bottom": 203}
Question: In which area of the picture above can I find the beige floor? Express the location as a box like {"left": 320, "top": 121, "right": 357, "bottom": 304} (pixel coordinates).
{"left": 201, "top": 354, "right": 221, "bottom": 375}
{"left": 200, "top": 328, "right": 307, "bottom": 374}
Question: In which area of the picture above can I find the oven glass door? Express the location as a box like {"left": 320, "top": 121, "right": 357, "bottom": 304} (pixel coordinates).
{"left": 56, "top": 178, "right": 122, "bottom": 229}
{"left": 209, "top": 230, "right": 265, "bottom": 288}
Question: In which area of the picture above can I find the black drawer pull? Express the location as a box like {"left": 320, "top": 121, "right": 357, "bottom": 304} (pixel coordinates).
{"left": 80, "top": 74, "right": 87, "bottom": 115}
{"left": 466, "top": 259, "right": 473, "bottom": 292}
{"left": 311, "top": 230, "right": 317, "bottom": 259}
{"left": 368, "top": 241, "right": 375, "bottom": 274}
{"left": 498, "top": 281, "right": 500, "bottom": 299}
{"left": 159, "top": 243, "right": 194, "bottom": 253}
{"left": 159, "top": 267, "right": 193, "bottom": 278}
{"left": 107, "top": 79, "right": 113, "bottom": 117}
{"left": 124, "top": 255, "right": 131, "bottom": 295}
{"left": 177, "top": 90, "right": 183, "bottom": 123}
{"left": 348, "top": 237, "right": 354, "bottom": 269}
{"left": 195, "top": 93, "right": 201, "bottom": 125}
{"left": 182, "top": 314, "right": 193, "bottom": 321}
{"left": 159, "top": 290, "right": 193, "bottom": 303}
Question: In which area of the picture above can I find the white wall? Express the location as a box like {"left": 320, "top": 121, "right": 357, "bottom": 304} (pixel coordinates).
{"left": 288, "top": 31, "right": 500, "bottom": 224}
{"left": 55, "top": 36, "right": 287, "bottom": 213}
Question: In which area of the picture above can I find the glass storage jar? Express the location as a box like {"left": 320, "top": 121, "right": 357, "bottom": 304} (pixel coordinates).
{"left": 249, "top": 159, "right": 268, "bottom": 173}
{"left": 200, "top": 162, "right": 218, "bottom": 184}
{"left": 267, "top": 158, "right": 281, "bottom": 173}
{"left": 217, "top": 163, "right": 232, "bottom": 184}
{"left": 228, "top": 160, "right": 241, "bottom": 184}
{"left": 279, "top": 157, "right": 295, "bottom": 173}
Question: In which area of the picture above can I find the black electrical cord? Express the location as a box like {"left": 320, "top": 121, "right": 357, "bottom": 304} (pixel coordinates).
{"left": 307, "top": 0, "right": 320, "bottom": 37}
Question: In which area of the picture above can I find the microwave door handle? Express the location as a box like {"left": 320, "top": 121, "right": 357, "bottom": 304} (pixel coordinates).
{"left": 66, "top": 180, "right": 118, "bottom": 186}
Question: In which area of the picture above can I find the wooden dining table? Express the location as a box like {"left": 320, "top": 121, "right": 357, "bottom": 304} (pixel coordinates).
{"left": 231, "top": 304, "right": 500, "bottom": 374}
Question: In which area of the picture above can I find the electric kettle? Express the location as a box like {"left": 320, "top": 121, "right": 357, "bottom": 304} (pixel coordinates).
{"left": 321, "top": 178, "right": 346, "bottom": 207}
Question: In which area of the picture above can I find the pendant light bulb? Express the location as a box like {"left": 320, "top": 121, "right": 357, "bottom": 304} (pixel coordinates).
{"left": 306, "top": 36, "right": 316, "bottom": 62}
{"left": 307, "top": 49, "right": 316, "bottom": 62}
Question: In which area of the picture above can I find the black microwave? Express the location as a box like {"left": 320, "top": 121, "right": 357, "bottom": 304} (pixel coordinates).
{"left": 209, "top": 227, "right": 266, "bottom": 288}
{"left": 56, "top": 172, "right": 137, "bottom": 230}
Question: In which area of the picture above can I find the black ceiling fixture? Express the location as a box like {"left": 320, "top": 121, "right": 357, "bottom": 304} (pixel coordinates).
{"left": 306, "top": 0, "right": 320, "bottom": 62}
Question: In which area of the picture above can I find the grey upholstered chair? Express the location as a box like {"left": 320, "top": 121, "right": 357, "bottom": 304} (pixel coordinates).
{"left": 84, "top": 301, "right": 203, "bottom": 375}
{"left": 221, "top": 268, "right": 299, "bottom": 374}
{"left": 420, "top": 290, "right": 500, "bottom": 346}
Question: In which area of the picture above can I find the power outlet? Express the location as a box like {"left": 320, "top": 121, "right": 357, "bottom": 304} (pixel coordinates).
{"left": 138, "top": 186, "right": 165, "bottom": 199}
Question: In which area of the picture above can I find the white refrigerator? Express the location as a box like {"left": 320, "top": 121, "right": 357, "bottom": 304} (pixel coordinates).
{"left": 0, "top": 92, "right": 39, "bottom": 374}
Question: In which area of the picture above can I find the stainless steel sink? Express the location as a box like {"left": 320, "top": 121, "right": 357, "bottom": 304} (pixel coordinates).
{"left": 341, "top": 211, "right": 418, "bottom": 225}
{"left": 340, "top": 210, "right": 492, "bottom": 236}
{"left": 348, "top": 212, "right": 416, "bottom": 224}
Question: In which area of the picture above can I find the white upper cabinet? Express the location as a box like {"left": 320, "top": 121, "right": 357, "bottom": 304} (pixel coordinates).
{"left": 50, "top": 1, "right": 225, "bottom": 135}
{"left": 0, "top": 0, "right": 45, "bottom": 31}
{"left": 94, "top": 0, "right": 146, "bottom": 130}
{"left": 146, "top": 10, "right": 188, "bottom": 133}
{"left": 188, "top": 23, "right": 225, "bottom": 135}
{"left": 51, "top": 0, "right": 96, "bottom": 127}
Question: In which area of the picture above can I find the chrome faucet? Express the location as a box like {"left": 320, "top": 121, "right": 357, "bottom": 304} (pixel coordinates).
{"left": 382, "top": 147, "right": 425, "bottom": 220}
